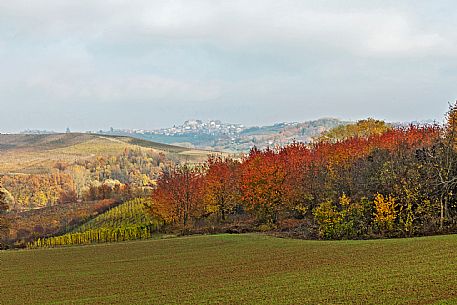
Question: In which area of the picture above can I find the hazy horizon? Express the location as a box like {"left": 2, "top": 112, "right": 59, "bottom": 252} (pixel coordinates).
{"left": 11, "top": 116, "right": 441, "bottom": 135}
{"left": 1, "top": 1, "right": 456, "bottom": 132}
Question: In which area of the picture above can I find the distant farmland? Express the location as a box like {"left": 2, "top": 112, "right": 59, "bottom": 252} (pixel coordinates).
{"left": 2, "top": 234, "right": 457, "bottom": 304}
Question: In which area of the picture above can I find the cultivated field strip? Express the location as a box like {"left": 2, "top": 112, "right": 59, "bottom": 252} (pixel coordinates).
{"left": 2, "top": 234, "right": 457, "bottom": 304}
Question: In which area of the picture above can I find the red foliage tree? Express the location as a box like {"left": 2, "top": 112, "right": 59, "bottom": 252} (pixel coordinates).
{"left": 240, "top": 148, "right": 287, "bottom": 223}
{"left": 152, "top": 164, "right": 205, "bottom": 226}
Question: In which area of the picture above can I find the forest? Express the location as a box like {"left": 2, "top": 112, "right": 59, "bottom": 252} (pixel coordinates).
{"left": 150, "top": 104, "right": 457, "bottom": 239}
{"left": 1, "top": 147, "right": 167, "bottom": 211}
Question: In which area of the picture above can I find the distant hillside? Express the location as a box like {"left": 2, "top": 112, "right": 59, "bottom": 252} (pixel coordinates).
{"left": 235, "top": 118, "right": 348, "bottom": 150}
{"left": 0, "top": 133, "right": 210, "bottom": 175}
{"left": 0, "top": 133, "right": 214, "bottom": 215}
{"left": 104, "top": 118, "right": 349, "bottom": 152}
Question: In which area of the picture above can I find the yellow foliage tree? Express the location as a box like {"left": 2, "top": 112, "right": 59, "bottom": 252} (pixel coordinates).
{"left": 318, "top": 118, "right": 391, "bottom": 143}
{"left": 313, "top": 193, "right": 361, "bottom": 239}
{"left": 35, "top": 191, "right": 48, "bottom": 207}
{"left": 373, "top": 193, "right": 396, "bottom": 232}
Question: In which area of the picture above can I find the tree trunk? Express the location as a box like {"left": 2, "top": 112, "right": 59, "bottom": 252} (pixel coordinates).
{"left": 440, "top": 196, "right": 445, "bottom": 231}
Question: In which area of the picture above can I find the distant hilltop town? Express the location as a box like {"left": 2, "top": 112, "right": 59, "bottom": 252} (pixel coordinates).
{"left": 101, "top": 118, "right": 347, "bottom": 152}
{"left": 18, "top": 118, "right": 438, "bottom": 152}
{"left": 17, "top": 118, "right": 347, "bottom": 152}
{"left": 118, "top": 119, "right": 246, "bottom": 137}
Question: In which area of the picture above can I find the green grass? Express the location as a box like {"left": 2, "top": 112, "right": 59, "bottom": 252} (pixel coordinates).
{"left": 2, "top": 234, "right": 457, "bottom": 304}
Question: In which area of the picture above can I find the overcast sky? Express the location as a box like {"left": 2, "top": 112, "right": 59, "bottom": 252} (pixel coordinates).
{"left": 1, "top": 0, "right": 456, "bottom": 132}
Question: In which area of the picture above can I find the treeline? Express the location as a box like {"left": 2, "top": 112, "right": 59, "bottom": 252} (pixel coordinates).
{"left": 2, "top": 173, "right": 77, "bottom": 210}
{"left": 151, "top": 105, "right": 457, "bottom": 239}
{"left": 28, "top": 199, "right": 162, "bottom": 248}
{"left": 70, "top": 148, "right": 166, "bottom": 192}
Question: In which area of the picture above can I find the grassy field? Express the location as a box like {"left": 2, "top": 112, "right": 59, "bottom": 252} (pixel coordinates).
{"left": 2, "top": 234, "right": 457, "bottom": 304}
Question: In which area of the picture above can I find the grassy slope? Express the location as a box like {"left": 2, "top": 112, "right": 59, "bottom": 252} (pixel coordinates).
{"left": 2, "top": 234, "right": 457, "bottom": 304}
{"left": 0, "top": 133, "right": 209, "bottom": 174}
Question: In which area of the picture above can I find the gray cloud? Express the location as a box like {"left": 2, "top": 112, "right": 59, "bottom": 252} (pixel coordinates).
{"left": 0, "top": 0, "right": 456, "bottom": 132}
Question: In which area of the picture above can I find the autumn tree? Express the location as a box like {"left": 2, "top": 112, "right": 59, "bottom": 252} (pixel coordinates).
{"left": 203, "top": 155, "right": 241, "bottom": 221}
{"left": 318, "top": 118, "right": 392, "bottom": 143}
{"left": 435, "top": 102, "right": 457, "bottom": 229}
{"left": 414, "top": 102, "right": 457, "bottom": 231}
{"left": 240, "top": 148, "right": 287, "bottom": 224}
{"left": 2, "top": 173, "right": 77, "bottom": 209}
{"left": 277, "top": 142, "right": 317, "bottom": 217}
{"left": 152, "top": 164, "right": 205, "bottom": 226}
{"left": 313, "top": 194, "right": 371, "bottom": 239}
{"left": 373, "top": 193, "right": 396, "bottom": 233}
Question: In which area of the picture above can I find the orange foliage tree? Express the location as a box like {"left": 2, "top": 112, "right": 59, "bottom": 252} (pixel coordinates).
{"left": 203, "top": 155, "right": 241, "bottom": 221}
{"left": 240, "top": 148, "right": 287, "bottom": 224}
{"left": 152, "top": 164, "right": 205, "bottom": 226}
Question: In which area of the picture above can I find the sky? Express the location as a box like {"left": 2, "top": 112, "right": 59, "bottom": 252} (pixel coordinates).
{"left": 1, "top": 0, "right": 456, "bottom": 132}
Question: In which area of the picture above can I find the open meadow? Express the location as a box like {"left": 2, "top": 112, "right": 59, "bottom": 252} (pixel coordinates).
{"left": 2, "top": 233, "right": 457, "bottom": 304}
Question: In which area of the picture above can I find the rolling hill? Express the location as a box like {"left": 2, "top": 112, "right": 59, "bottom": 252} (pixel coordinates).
{"left": 0, "top": 133, "right": 212, "bottom": 175}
